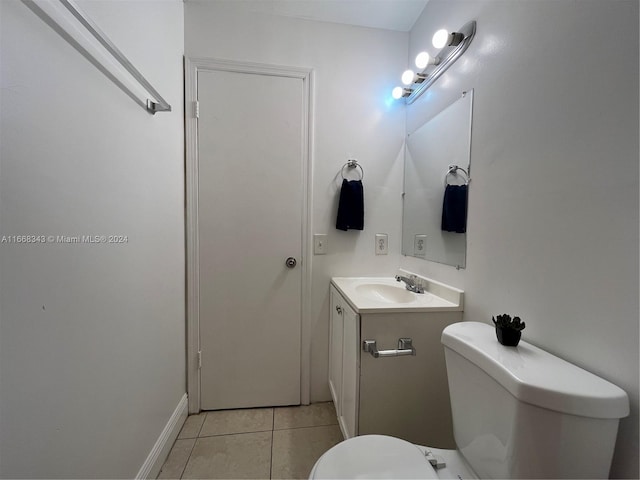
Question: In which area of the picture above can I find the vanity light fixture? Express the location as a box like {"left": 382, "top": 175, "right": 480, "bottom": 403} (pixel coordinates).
{"left": 401, "top": 69, "right": 415, "bottom": 85}
{"left": 392, "top": 86, "right": 413, "bottom": 99}
{"left": 431, "top": 29, "right": 450, "bottom": 49}
{"left": 392, "top": 20, "right": 476, "bottom": 104}
{"left": 432, "top": 29, "right": 466, "bottom": 49}
{"left": 414, "top": 51, "right": 439, "bottom": 69}
{"left": 401, "top": 69, "right": 427, "bottom": 86}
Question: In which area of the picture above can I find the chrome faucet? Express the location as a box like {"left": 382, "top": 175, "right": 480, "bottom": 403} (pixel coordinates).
{"left": 395, "top": 275, "right": 424, "bottom": 294}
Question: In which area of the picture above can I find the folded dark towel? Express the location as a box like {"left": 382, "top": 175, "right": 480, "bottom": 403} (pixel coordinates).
{"left": 336, "top": 179, "right": 364, "bottom": 231}
{"left": 441, "top": 184, "right": 468, "bottom": 233}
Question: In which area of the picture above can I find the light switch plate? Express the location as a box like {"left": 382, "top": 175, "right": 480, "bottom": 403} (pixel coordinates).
{"left": 375, "top": 233, "right": 388, "bottom": 255}
{"left": 314, "top": 234, "right": 327, "bottom": 255}
{"left": 414, "top": 235, "right": 427, "bottom": 257}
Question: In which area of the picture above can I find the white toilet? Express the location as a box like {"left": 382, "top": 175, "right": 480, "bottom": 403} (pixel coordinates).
{"left": 310, "top": 322, "right": 629, "bottom": 479}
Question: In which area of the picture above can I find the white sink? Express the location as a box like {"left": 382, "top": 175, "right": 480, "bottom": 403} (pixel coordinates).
{"left": 354, "top": 283, "right": 417, "bottom": 304}
{"left": 331, "top": 275, "right": 463, "bottom": 313}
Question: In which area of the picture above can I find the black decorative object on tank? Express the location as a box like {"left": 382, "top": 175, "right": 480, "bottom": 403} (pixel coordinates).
{"left": 492, "top": 314, "right": 526, "bottom": 347}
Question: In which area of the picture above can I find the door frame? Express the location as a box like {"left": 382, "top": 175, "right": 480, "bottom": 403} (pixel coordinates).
{"left": 184, "top": 57, "right": 314, "bottom": 414}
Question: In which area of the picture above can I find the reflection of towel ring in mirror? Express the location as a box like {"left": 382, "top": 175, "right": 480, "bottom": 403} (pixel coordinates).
{"left": 444, "top": 164, "right": 470, "bottom": 185}
{"left": 341, "top": 159, "right": 364, "bottom": 180}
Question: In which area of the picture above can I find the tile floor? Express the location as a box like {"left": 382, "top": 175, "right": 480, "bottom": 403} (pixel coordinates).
{"left": 157, "top": 402, "right": 342, "bottom": 480}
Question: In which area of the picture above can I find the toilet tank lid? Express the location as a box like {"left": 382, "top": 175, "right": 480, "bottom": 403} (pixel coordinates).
{"left": 441, "top": 322, "right": 629, "bottom": 419}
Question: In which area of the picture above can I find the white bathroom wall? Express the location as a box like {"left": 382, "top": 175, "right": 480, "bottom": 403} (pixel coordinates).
{"left": 0, "top": 1, "right": 186, "bottom": 477}
{"left": 401, "top": 1, "right": 639, "bottom": 477}
{"left": 185, "top": 1, "right": 408, "bottom": 402}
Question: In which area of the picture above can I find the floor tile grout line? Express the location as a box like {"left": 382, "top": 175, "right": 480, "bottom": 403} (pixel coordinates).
{"left": 195, "top": 411, "right": 206, "bottom": 438}
{"left": 186, "top": 421, "right": 339, "bottom": 439}
{"left": 178, "top": 437, "right": 198, "bottom": 480}
{"left": 196, "top": 428, "right": 275, "bottom": 439}
{"left": 273, "top": 422, "right": 339, "bottom": 431}
{"left": 269, "top": 408, "right": 275, "bottom": 480}
{"left": 190, "top": 421, "right": 338, "bottom": 439}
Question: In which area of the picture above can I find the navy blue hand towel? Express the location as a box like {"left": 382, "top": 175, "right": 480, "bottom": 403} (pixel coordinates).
{"left": 441, "top": 184, "right": 468, "bottom": 233}
{"left": 336, "top": 179, "right": 364, "bottom": 231}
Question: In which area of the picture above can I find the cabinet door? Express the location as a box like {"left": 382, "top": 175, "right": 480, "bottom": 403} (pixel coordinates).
{"left": 358, "top": 312, "right": 459, "bottom": 448}
{"left": 340, "top": 301, "right": 359, "bottom": 439}
{"left": 328, "top": 287, "right": 343, "bottom": 413}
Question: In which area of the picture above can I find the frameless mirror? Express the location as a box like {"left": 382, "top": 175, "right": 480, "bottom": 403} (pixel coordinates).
{"left": 402, "top": 90, "right": 473, "bottom": 268}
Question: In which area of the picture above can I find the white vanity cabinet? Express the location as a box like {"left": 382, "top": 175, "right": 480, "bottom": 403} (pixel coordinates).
{"left": 329, "top": 277, "right": 464, "bottom": 448}
{"left": 329, "top": 286, "right": 359, "bottom": 438}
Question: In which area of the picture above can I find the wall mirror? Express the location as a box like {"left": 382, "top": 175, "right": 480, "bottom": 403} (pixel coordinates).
{"left": 402, "top": 90, "right": 473, "bottom": 268}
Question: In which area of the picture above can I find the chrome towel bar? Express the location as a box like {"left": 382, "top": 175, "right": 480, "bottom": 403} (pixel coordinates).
{"left": 22, "top": 0, "right": 172, "bottom": 114}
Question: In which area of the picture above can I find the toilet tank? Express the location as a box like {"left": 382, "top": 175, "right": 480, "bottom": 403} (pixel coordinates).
{"left": 441, "top": 322, "right": 629, "bottom": 479}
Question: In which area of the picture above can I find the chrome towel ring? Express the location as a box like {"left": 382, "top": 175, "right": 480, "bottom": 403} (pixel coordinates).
{"left": 444, "top": 164, "right": 470, "bottom": 186}
{"left": 341, "top": 159, "right": 364, "bottom": 180}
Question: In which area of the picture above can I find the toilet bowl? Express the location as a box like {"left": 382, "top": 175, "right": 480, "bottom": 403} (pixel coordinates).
{"left": 310, "top": 322, "right": 629, "bottom": 479}
{"left": 310, "top": 434, "right": 476, "bottom": 479}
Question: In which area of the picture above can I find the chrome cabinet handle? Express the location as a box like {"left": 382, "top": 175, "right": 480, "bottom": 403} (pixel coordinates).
{"left": 335, "top": 305, "right": 342, "bottom": 315}
{"left": 362, "top": 338, "right": 416, "bottom": 358}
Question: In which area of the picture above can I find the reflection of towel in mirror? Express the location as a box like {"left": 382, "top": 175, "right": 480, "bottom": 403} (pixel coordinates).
{"left": 441, "top": 184, "right": 468, "bottom": 233}
{"left": 336, "top": 179, "right": 364, "bottom": 231}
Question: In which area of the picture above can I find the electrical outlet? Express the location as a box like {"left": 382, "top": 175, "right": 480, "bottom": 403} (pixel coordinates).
{"left": 375, "top": 233, "right": 388, "bottom": 255}
{"left": 414, "top": 235, "right": 427, "bottom": 257}
{"left": 314, "top": 234, "right": 327, "bottom": 255}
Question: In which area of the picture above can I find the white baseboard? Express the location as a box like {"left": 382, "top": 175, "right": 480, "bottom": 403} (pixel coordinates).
{"left": 136, "top": 393, "right": 188, "bottom": 479}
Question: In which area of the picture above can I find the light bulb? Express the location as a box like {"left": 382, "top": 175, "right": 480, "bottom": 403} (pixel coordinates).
{"left": 415, "top": 52, "right": 432, "bottom": 70}
{"left": 392, "top": 86, "right": 404, "bottom": 99}
{"left": 401, "top": 69, "right": 415, "bottom": 85}
{"left": 432, "top": 29, "right": 449, "bottom": 49}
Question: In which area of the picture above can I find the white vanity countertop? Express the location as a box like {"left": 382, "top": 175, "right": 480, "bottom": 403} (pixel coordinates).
{"left": 331, "top": 276, "right": 463, "bottom": 314}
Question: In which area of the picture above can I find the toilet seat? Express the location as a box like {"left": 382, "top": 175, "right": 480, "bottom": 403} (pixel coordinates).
{"left": 309, "top": 434, "right": 438, "bottom": 479}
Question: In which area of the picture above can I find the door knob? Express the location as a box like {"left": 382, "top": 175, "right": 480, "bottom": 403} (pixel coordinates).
{"left": 285, "top": 257, "right": 297, "bottom": 268}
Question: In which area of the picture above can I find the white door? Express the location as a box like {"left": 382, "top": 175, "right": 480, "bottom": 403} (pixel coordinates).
{"left": 197, "top": 68, "right": 303, "bottom": 410}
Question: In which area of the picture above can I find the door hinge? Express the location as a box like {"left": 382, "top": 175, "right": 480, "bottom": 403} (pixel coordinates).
{"left": 197, "top": 350, "right": 202, "bottom": 369}
{"left": 194, "top": 101, "right": 200, "bottom": 119}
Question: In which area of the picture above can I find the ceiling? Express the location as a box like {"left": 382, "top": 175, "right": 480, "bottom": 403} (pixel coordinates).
{"left": 187, "top": 0, "right": 429, "bottom": 32}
